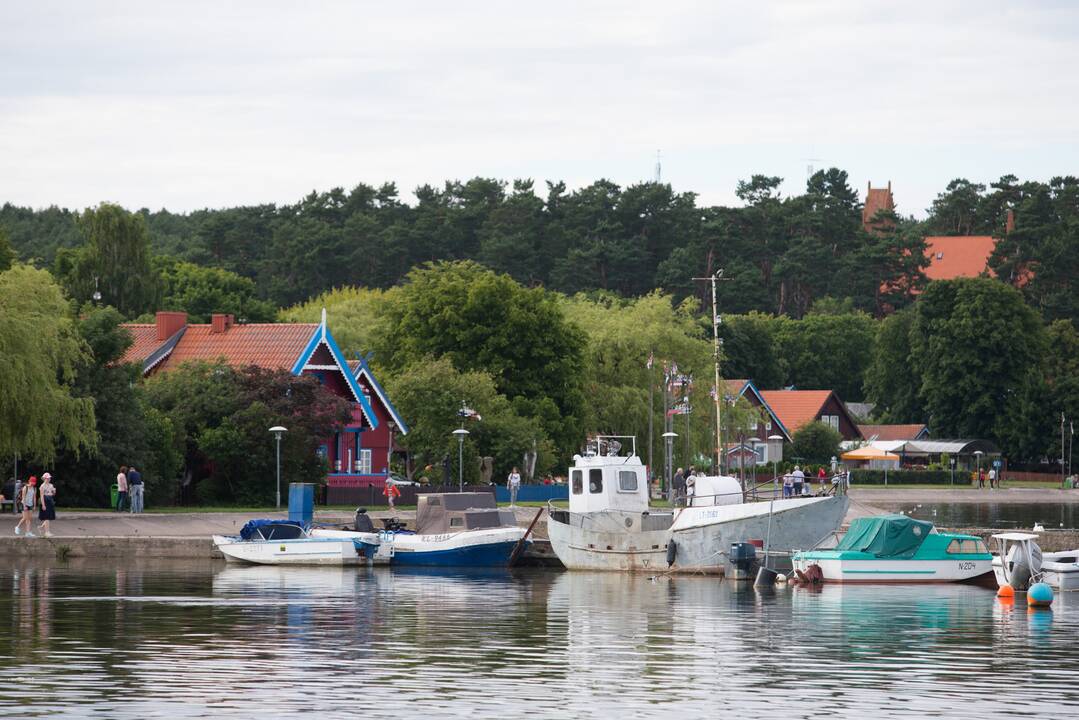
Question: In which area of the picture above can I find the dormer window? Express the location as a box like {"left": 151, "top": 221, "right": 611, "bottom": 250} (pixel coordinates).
{"left": 936, "top": 252, "right": 944, "bottom": 260}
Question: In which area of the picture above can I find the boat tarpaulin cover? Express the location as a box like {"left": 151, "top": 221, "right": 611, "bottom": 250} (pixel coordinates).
{"left": 239, "top": 519, "right": 304, "bottom": 541}
{"left": 835, "top": 514, "right": 934, "bottom": 559}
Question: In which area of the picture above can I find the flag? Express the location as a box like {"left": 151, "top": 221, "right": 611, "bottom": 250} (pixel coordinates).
{"left": 457, "top": 405, "right": 482, "bottom": 421}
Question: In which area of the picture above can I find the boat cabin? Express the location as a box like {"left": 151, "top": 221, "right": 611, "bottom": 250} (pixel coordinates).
{"left": 415, "top": 493, "right": 517, "bottom": 533}
{"left": 568, "top": 436, "right": 649, "bottom": 514}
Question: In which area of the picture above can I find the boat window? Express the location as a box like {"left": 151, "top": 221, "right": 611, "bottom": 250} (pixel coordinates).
{"left": 947, "top": 539, "right": 983, "bottom": 554}
{"left": 263, "top": 524, "right": 305, "bottom": 541}
{"left": 618, "top": 470, "right": 638, "bottom": 493}
{"left": 450, "top": 516, "right": 464, "bottom": 528}
{"left": 571, "top": 470, "right": 583, "bottom": 495}
{"left": 589, "top": 468, "right": 603, "bottom": 494}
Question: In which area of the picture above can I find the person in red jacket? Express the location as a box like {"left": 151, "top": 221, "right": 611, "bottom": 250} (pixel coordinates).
{"left": 383, "top": 481, "right": 401, "bottom": 510}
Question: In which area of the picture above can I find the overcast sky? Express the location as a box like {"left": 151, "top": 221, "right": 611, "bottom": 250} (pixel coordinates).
{"left": 2, "top": 1, "right": 1077, "bottom": 217}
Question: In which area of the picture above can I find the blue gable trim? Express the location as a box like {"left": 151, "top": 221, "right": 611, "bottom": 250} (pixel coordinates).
{"left": 745, "top": 380, "right": 791, "bottom": 442}
{"left": 290, "top": 318, "right": 379, "bottom": 430}
{"left": 351, "top": 354, "right": 410, "bottom": 434}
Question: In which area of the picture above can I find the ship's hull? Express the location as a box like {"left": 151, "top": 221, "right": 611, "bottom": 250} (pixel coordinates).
{"left": 798, "top": 556, "right": 994, "bottom": 584}
{"left": 547, "top": 495, "right": 849, "bottom": 573}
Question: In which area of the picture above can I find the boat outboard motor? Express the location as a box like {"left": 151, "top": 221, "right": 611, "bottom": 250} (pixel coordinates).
{"left": 729, "top": 542, "right": 758, "bottom": 581}
{"left": 1007, "top": 541, "right": 1044, "bottom": 590}
{"left": 354, "top": 508, "right": 375, "bottom": 533}
{"left": 382, "top": 517, "right": 407, "bottom": 532}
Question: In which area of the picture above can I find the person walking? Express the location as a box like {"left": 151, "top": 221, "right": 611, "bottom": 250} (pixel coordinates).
{"left": 38, "top": 473, "right": 56, "bottom": 537}
{"left": 15, "top": 476, "right": 37, "bottom": 537}
{"left": 672, "top": 467, "right": 685, "bottom": 506}
{"left": 116, "top": 466, "right": 128, "bottom": 512}
{"left": 783, "top": 471, "right": 793, "bottom": 498}
{"left": 987, "top": 467, "right": 997, "bottom": 490}
{"left": 792, "top": 466, "right": 805, "bottom": 497}
{"left": 817, "top": 467, "right": 828, "bottom": 493}
{"left": 507, "top": 467, "right": 522, "bottom": 507}
{"left": 127, "top": 466, "right": 144, "bottom": 513}
{"left": 382, "top": 480, "right": 400, "bottom": 510}
{"left": 978, "top": 468, "right": 986, "bottom": 490}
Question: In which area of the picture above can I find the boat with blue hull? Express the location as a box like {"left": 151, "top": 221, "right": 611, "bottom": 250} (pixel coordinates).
{"left": 313, "top": 492, "right": 528, "bottom": 568}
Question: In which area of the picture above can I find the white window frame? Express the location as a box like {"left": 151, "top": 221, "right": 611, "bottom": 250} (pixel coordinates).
{"left": 357, "top": 448, "right": 373, "bottom": 475}
{"left": 617, "top": 470, "right": 639, "bottom": 493}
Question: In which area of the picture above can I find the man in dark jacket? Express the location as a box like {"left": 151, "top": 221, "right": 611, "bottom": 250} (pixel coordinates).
{"left": 127, "top": 466, "right": 144, "bottom": 513}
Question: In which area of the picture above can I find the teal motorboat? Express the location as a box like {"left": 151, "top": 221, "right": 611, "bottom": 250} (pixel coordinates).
{"left": 792, "top": 514, "right": 994, "bottom": 585}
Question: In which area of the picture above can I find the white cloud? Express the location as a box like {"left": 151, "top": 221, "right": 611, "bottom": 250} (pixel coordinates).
{"left": 1, "top": 0, "right": 1077, "bottom": 215}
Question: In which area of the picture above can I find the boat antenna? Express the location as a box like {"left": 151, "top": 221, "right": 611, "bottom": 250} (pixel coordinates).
{"left": 692, "top": 269, "right": 729, "bottom": 475}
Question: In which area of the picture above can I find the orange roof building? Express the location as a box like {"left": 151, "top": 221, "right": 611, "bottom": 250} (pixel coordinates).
{"left": 121, "top": 311, "right": 407, "bottom": 493}
{"left": 863, "top": 181, "right": 895, "bottom": 233}
{"left": 923, "top": 235, "right": 997, "bottom": 281}
{"left": 759, "top": 389, "right": 863, "bottom": 441}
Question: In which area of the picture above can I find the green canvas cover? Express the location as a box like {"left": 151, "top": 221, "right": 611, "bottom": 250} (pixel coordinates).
{"left": 835, "top": 514, "right": 934, "bottom": 559}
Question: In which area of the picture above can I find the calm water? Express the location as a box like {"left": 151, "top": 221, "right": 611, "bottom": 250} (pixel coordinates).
{"left": 2, "top": 559, "right": 1078, "bottom": 719}
{"left": 885, "top": 502, "right": 1079, "bottom": 530}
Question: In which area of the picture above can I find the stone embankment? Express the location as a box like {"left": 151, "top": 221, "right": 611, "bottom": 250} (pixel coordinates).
{"left": 1, "top": 489, "right": 1077, "bottom": 559}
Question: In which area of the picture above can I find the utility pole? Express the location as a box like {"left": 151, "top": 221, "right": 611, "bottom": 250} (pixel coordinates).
{"left": 693, "top": 269, "right": 729, "bottom": 474}
{"left": 1063, "top": 412, "right": 1067, "bottom": 489}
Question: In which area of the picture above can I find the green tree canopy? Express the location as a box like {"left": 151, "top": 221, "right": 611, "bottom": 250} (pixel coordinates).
{"left": 911, "top": 278, "right": 1046, "bottom": 443}
{"left": 0, "top": 265, "right": 96, "bottom": 462}
{"left": 790, "top": 421, "right": 842, "bottom": 464}
{"left": 154, "top": 257, "right": 276, "bottom": 323}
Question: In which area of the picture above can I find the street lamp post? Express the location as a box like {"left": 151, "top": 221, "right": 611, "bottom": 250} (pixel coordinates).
{"left": 269, "top": 426, "right": 287, "bottom": 509}
{"left": 452, "top": 428, "right": 469, "bottom": 493}
{"left": 662, "top": 431, "right": 678, "bottom": 501}
{"left": 950, "top": 456, "right": 956, "bottom": 486}
{"left": 973, "top": 450, "right": 984, "bottom": 489}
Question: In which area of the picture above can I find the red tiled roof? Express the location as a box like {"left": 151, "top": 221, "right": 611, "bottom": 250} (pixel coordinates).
{"left": 120, "top": 325, "right": 167, "bottom": 366}
{"left": 857, "top": 424, "right": 928, "bottom": 441}
{"left": 923, "top": 236, "right": 997, "bottom": 281}
{"left": 759, "top": 390, "right": 833, "bottom": 433}
{"left": 121, "top": 323, "right": 318, "bottom": 372}
{"left": 726, "top": 378, "right": 750, "bottom": 397}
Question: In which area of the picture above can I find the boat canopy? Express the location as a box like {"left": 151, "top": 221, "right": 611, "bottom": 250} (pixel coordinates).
{"left": 835, "top": 514, "right": 934, "bottom": 559}
{"left": 415, "top": 493, "right": 517, "bottom": 534}
{"left": 239, "top": 519, "right": 305, "bottom": 541}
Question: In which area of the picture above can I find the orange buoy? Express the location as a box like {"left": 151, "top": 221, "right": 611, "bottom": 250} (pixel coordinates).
{"left": 997, "top": 584, "right": 1015, "bottom": 599}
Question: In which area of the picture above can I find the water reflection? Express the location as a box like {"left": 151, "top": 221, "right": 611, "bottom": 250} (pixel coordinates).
{"left": 0, "top": 559, "right": 1077, "bottom": 718}
{"left": 888, "top": 502, "right": 1079, "bottom": 530}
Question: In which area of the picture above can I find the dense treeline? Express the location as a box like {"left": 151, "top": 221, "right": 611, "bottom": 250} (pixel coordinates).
{"left": 3, "top": 169, "right": 1079, "bottom": 504}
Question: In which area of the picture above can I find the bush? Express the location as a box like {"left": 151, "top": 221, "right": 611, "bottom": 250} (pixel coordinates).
{"left": 851, "top": 469, "right": 955, "bottom": 485}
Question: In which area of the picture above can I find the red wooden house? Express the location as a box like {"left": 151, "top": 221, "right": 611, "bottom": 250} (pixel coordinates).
{"left": 121, "top": 310, "right": 407, "bottom": 492}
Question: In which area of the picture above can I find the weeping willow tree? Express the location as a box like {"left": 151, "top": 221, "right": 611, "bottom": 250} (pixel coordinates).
{"left": 0, "top": 265, "right": 97, "bottom": 462}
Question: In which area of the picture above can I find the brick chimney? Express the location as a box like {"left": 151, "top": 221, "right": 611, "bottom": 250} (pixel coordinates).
{"left": 210, "top": 313, "right": 232, "bottom": 334}
{"left": 155, "top": 311, "right": 187, "bottom": 341}
{"left": 1006, "top": 208, "right": 1015, "bottom": 234}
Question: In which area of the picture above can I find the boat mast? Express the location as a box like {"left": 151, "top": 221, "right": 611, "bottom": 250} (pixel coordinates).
{"left": 694, "top": 269, "right": 725, "bottom": 474}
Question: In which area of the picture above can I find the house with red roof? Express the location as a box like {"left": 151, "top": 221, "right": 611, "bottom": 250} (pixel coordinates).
{"left": 857, "top": 424, "right": 929, "bottom": 442}
{"left": 923, "top": 235, "right": 997, "bottom": 281}
{"left": 121, "top": 310, "right": 407, "bottom": 492}
{"left": 758, "top": 389, "right": 863, "bottom": 441}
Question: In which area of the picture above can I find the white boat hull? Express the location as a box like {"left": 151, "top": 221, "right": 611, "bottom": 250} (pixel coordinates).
{"left": 212, "top": 535, "right": 362, "bottom": 565}
{"left": 311, "top": 526, "right": 527, "bottom": 567}
{"left": 797, "top": 556, "right": 994, "bottom": 584}
{"left": 547, "top": 495, "right": 849, "bottom": 573}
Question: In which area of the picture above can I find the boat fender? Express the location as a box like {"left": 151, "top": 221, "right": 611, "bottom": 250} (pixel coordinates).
{"left": 794, "top": 568, "right": 809, "bottom": 584}
{"left": 805, "top": 564, "right": 824, "bottom": 584}
{"left": 666, "top": 541, "right": 677, "bottom": 568}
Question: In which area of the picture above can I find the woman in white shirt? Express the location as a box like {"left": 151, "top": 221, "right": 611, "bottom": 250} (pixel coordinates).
{"left": 38, "top": 472, "right": 57, "bottom": 537}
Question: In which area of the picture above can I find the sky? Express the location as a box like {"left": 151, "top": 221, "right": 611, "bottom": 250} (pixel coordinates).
{"left": 2, "top": 1, "right": 1078, "bottom": 217}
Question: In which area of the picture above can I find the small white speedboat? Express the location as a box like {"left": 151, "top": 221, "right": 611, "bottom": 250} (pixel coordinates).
{"left": 1041, "top": 550, "right": 1079, "bottom": 591}
{"left": 213, "top": 520, "right": 376, "bottom": 566}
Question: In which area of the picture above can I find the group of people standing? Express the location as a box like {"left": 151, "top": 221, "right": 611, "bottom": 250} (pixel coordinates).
{"left": 670, "top": 466, "right": 703, "bottom": 506}
{"left": 115, "top": 466, "right": 144, "bottom": 513}
{"left": 14, "top": 473, "right": 57, "bottom": 538}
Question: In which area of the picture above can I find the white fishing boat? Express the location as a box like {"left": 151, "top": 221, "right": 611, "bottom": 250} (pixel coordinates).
{"left": 213, "top": 520, "right": 375, "bottom": 566}
{"left": 312, "top": 493, "right": 529, "bottom": 567}
{"left": 794, "top": 515, "right": 995, "bottom": 584}
{"left": 992, "top": 532, "right": 1079, "bottom": 591}
{"left": 546, "top": 436, "right": 849, "bottom": 573}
